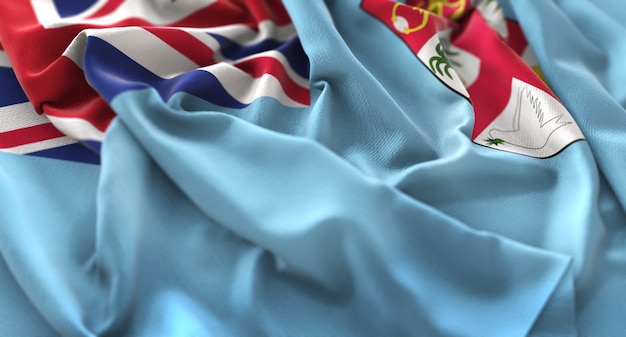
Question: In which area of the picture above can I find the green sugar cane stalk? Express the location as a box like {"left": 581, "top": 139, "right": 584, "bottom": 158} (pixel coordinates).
{"left": 485, "top": 138, "right": 505, "bottom": 147}
{"left": 485, "top": 0, "right": 501, "bottom": 11}
{"left": 429, "top": 43, "right": 454, "bottom": 80}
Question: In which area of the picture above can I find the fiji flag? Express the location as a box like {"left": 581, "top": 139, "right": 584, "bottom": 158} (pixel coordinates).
{"left": 1, "top": 0, "right": 626, "bottom": 336}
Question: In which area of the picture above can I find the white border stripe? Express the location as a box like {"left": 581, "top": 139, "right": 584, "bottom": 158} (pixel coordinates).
{"left": 0, "top": 51, "right": 11, "bottom": 68}
{"left": 234, "top": 50, "right": 309, "bottom": 89}
{"left": 62, "top": 31, "right": 87, "bottom": 69}
{"left": 0, "top": 102, "right": 50, "bottom": 132}
{"left": 0, "top": 136, "right": 76, "bottom": 154}
{"left": 30, "top": 0, "right": 62, "bottom": 28}
{"left": 47, "top": 115, "right": 106, "bottom": 142}
{"left": 201, "top": 63, "right": 306, "bottom": 108}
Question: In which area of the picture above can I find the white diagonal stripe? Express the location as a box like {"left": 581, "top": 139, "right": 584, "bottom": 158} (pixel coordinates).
{"left": 0, "top": 136, "right": 76, "bottom": 154}
{"left": 234, "top": 50, "right": 309, "bottom": 89}
{"left": 200, "top": 63, "right": 306, "bottom": 108}
{"left": 65, "top": 27, "right": 199, "bottom": 77}
{"left": 0, "top": 102, "right": 50, "bottom": 132}
{"left": 0, "top": 51, "right": 11, "bottom": 68}
{"left": 47, "top": 115, "right": 106, "bottom": 142}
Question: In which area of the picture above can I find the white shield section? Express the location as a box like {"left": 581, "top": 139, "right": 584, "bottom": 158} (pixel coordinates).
{"left": 417, "top": 33, "right": 469, "bottom": 98}
{"left": 474, "top": 78, "right": 585, "bottom": 158}
{"left": 476, "top": 0, "right": 508, "bottom": 39}
{"left": 521, "top": 46, "right": 540, "bottom": 69}
{"left": 446, "top": 44, "right": 480, "bottom": 88}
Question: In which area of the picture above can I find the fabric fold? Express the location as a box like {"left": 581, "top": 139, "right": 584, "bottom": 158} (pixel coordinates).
{"left": 102, "top": 85, "right": 571, "bottom": 336}
{"left": 1, "top": 0, "right": 625, "bottom": 335}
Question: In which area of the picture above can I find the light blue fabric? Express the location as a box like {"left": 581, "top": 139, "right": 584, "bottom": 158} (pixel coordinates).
{"left": 108, "top": 85, "right": 573, "bottom": 336}
{"left": 1, "top": 0, "right": 625, "bottom": 335}
{"left": 0, "top": 89, "right": 573, "bottom": 336}
{"left": 105, "top": 82, "right": 569, "bottom": 336}
{"left": 0, "top": 152, "right": 98, "bottom": 337}
{"left": 499, "top": 1, "right": 626, "bottom": 335}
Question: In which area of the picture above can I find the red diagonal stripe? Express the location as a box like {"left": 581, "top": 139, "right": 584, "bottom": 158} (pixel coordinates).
{"left": 0, "top": 123, "right": 65, "bottom": 148}
{"left": 146, "top": 27, "right": 216, "bottom": 67}
{"left": 235, "top": 56, "right": 310, "bottom": 105}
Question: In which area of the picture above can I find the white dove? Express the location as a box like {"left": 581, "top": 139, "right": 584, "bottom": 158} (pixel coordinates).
{"left": 487, "top": 79, "right": 572, "bottom": 150}
{"left": 474, "top": 77, "right": 585, "bottom": 158}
